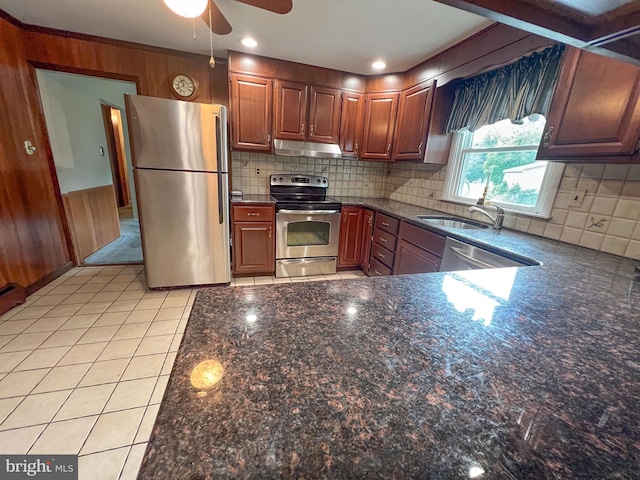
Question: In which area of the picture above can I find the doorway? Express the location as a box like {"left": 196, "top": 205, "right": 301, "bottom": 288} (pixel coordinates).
{"left": 35, "top": 69, "right": 143, "bottom": 265}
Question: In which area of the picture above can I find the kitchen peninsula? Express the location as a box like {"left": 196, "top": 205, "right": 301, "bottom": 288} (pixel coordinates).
{"left": 139, "top": 200, "right": 640, "bottom": 479}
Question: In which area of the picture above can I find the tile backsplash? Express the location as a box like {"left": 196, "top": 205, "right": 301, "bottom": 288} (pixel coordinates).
{"left": 231, "top": 152, "right": 640, "bottom": 260}
{"left": 385, "top": 162, "right": 640, "bottom": 260}
{"left": 231, "top": 152, "right": 387, "bottom": 198}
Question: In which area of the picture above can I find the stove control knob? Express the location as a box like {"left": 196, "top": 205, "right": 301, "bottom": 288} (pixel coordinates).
{"left": 317, "top": 179, "right": 321, "bottom": 183}
{"left": 323, "top": 179, "right": 327, "bottom": 184}
{"left": 279, "top": 177, "right": 283, "bottom": 181}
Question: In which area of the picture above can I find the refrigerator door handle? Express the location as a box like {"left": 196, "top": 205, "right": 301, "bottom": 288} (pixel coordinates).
{"left": 217, "top": 175, "right": 224, "bottom": 225}
{"left": 215, "top": 115, "right": 222, "bottom": 173}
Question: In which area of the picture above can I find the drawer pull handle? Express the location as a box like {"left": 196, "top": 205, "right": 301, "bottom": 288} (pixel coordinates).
{"left": 247, "top": 213, "right": 260, "bottom": 216}
{"left": 374, "top": 269, "right": 382, "bottom": 276}
{"left": 381, "top": 222, "right": 390, "bottom": 227}
{"left": 379, "top": 237, "right": 387, "bottom": 243}
{"left": 268, "top": 226, "right": 272, "bottom": 238}
{"left": 377, "top": 252, "right": 385, "bottom": 258}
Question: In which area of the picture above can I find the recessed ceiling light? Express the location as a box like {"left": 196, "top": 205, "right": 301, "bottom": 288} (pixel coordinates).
{"left": 372, "top": 60, "right": 386, "bottom": 70}
{"left": 241, "top": 37, "right": 258, "bottom": 48}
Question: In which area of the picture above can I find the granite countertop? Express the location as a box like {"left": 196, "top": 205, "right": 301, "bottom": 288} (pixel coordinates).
{"left": 139, "top": 198, "right": 640, "bottom": 479}
{"left": 230, "top": 194, "right": 275, "bottom": 204}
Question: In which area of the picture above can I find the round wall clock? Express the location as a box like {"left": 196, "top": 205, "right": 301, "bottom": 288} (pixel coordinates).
{"left": 169, "top": 73, "right": 200, "bottom": 101}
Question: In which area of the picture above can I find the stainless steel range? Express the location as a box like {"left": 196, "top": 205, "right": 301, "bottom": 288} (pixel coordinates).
{"left": 270, "top": 174, "right": 342, "bottom": 277}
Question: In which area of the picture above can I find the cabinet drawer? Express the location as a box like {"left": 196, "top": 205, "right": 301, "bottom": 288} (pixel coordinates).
{"left": 375, "top": 213, "right": 399, "bottom": 234}
{"left": 369, "top": 257, "right": 392, "bottom": 277}
{"left": 232, "top": 205, "right": 274, "bottom": 222}
{"left": 373, "top": 227, "right": 397, "bottom": 251}
{"left": 371, "top": 243, "right": 394, "bottom": 269}
{"left": 398, "top": 221, "right": 445, "bottom": 257}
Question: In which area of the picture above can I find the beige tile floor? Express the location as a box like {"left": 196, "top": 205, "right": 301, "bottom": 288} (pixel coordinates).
{"left": 0, "top": 265, "right": 366, "bottom": 479}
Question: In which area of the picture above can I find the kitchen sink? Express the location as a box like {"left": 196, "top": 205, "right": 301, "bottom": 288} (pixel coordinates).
{"left": 416, "top": 215, "right": 489, "bottom": 229}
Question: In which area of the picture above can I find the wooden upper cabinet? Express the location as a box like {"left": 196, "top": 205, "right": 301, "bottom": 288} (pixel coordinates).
{"left": 537, "top": 47, "right": 640, "bottom": 161}
{"left": 274, "top": 80, "right": 307, "bottom": 141}
{"left": 230, "top": 74, "right": 273, "bottom": 152}
{"left": 339, "top": 92, "right": 365, "bottom": 158}
{"left": 392, "top": 80, "right": 436, "bottom": 161}
{"left": 361, "top": 93, "right": 399, "bottom": 161}
{"left": 308, "top": 86, "right": 341, "bottom": 144}
{"left": 274, "top": 81, "right": 341, "bottom": 144}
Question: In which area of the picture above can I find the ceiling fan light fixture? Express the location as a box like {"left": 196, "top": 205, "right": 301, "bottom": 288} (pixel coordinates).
{"left": 163, "top": 0, "right": 208, "bottom": 18}
{"left": 372, "top": 60, "right": 386, "bottom": 70}
{"left": 241, "top": 37, "right": 258, "bottom": 48}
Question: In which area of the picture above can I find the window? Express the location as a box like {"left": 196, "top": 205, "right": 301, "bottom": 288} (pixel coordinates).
{"left": 442, "top": 115, "right": 564, "bottom": 218}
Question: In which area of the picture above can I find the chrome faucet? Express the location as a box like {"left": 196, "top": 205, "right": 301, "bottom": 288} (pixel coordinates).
{"left": 468, "top": 204, "right": 505, "bottom": 230}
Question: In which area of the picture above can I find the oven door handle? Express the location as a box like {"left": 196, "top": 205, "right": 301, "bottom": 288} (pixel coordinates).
{"left": 277, "top": 209, "right": 340, "bottom": 215}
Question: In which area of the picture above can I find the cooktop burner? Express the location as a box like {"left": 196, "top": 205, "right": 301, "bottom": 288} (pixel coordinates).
{"left": 270, "top": 174, "right": 341, "bottom": 211}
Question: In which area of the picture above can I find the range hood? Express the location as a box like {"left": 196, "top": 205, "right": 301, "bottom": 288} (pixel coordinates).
{"left": 274, "top": 139, "right": 342, "bottom": 158}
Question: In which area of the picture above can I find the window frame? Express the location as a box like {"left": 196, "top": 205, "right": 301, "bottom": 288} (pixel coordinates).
{"left": 441, "top": 125, "right": 565, "bottom": 219}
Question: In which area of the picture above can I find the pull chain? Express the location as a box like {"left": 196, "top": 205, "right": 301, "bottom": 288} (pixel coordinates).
{"left": 208, "top": 1, "right": 215, "bottom": 68}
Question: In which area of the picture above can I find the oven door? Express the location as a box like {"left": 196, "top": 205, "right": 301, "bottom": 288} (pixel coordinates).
{"left": 276, "top": 210, "right": 341, "bottom": 259}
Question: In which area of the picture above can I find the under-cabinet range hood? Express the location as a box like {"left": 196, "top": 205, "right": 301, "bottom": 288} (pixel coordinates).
{"left": 274, "top": 139, "right": 342, "bottom": 158}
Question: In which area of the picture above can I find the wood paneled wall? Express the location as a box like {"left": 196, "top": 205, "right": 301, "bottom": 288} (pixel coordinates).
{"left": 0, "top": 12, "right": 229, "bottom": 292}
{"left": 0, "top": 16, "right": 71, "bottom": 290}
{"left": 62, "top": 185, "right": 121, "bottom": 262}
{"left": 23, "top": 28, "right": 225, "bottom": 105}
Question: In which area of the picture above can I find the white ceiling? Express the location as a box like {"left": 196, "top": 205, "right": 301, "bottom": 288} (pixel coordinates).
{"left": 0, "top": 0, "right": 493, "bottom": 75}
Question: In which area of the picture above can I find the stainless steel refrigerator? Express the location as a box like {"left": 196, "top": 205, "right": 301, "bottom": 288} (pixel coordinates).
{"left": 125, "top": 94, "right": 230, "bottom": 289}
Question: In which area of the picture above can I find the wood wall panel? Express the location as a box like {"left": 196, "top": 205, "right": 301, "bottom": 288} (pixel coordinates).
{"left": 0, "top": 17, "right": 70, "bottom": 289}
{"left": 62, "top": 185, "right": 121, "bottom": 262}
{"left": 24, "top": 29, "right": 218, "bottom": 104}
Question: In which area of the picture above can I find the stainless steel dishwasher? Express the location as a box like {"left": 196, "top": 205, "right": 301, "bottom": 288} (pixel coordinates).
{"left": 440, "top": 237, "right": 528, "bottom": 272}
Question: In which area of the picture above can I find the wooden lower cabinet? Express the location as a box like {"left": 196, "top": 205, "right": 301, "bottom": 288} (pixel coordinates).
{"left": 393, "top": 240, "right": 440, "bottom": 275}
{"left": 232, "top": 205, "right": 275, "bottom": 275}
{"left": 338, "top": 206, "right": 364, "bottom": 267}
{"left": 359, "top": 209, "right": 375, "bottom": 271}
{"left": 393, "top": 221, "right": 446, "bottom": 275}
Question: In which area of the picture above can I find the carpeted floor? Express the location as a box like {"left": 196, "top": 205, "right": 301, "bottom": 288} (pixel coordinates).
{"left": 84, "top": 205, "right": 143, "bottom": 265}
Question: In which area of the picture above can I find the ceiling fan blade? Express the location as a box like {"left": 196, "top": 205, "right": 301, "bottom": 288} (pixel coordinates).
{"left": 202, "top": 0, "right": 233, "bottom": 35}
{"left": 235, "top": 0, "right": 293, "bottom": 14}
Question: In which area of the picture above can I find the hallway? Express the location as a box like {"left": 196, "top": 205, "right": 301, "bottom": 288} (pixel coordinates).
{"left": 84, "top": 206, "right": 143, "bottom": 265}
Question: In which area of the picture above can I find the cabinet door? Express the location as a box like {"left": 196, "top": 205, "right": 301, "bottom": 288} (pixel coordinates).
{"left": 339, "top": 92, "right": 365, "bottom": 158}
{"left": 537, "top": 47, "right": 640, "bottom": 160}
{"left": 233, "top": 221, "right": 275, "bottom": 274}
{"left": 230, "top": 74, "right": 273, "bottom": 152}
{"left": 393, "top": 240, "right": 440, "bottom": 275}
{"left": 274, "top": 80, "right": 307, "bottom": 141}
{"left": 337, "top": 206, "right": 364, "bottom": 267}
{"left": 393, "top": 81, "right": 436, "bottom": 161}
{"left": 361, "top": 93, "right": 399, "bottom": 161}
{"left": 308, "top": 86, "right": 341, "bottom": 144}
{"left": 359, "top": 209, "right": 374, "bottom": 271}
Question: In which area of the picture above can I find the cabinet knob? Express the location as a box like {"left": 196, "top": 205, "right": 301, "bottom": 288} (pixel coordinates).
{"left": 377, "top": 252, "right": 385, "bottom": 258}
{"left": 301, "top": 123, "right": 305, "bottom": 134}
{"left": 379, "top": 237, "right": 387, "bottom": 243}
{"left": 266, "top": 134, "right": 271, "bottom": 145}
{"left": 374, "top": 269, "right": 382, "bottom": 276}
{"left": 355, "top": 143, "right": 359, "bottom": 155}
{"left": 310, "top": 124, "right": 314, "bottom": 135}
{"left": 23, "top": 140, "right": 36, "bottom": 155}
{"left": 542, "top": 126, "right": 553, "bottom": 147}
{"left": 382, "top": 221, "right": 390, "bottom": 227}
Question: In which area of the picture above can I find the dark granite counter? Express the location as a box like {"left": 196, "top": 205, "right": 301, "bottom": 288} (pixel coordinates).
{"left": 230, "top": 194, "right": 275, "bottom": 204}
{"left": 139, "top": 198, "right": 640, "bottom": 479}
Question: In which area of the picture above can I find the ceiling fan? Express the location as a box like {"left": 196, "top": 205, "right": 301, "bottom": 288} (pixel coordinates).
{"left": 203, "top": 0, "right": 293, "bottom": 35}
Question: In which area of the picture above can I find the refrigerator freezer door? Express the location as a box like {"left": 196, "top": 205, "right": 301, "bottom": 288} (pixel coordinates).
{"left": 135, "top": 169, "right": 230, "bottom": 288}
{"left": 126, "top": 95, "right": 228, "bottom": 173}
